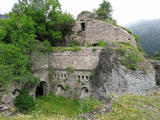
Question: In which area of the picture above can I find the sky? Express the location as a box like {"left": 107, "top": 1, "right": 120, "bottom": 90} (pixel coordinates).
{"left": 0, "top": 0, "right": 160, "bottom": 25}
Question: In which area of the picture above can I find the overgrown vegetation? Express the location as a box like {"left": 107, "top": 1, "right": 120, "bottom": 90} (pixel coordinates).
{"left": 66, "top": 66, "right": 74, "bottom": 73}
{"left": 151, "top": 52, "right": 160, "bottom": 60}
{"left": 52, "top": 46, "right": 81, "bottom": 52}
{"left": 14, "top": 89, "right": 35, "bottom": 113}
{"left": 87, "top": 40, "right": 107, "bottom": 47}
{"left": 95, "top": 94, "right": 160, "bottom": 120}
{"left": 0, "top": 0, "right": 75, "bottom": 87}
{"left": 24, "top": 93, "right": 100, "bottom": 117}
{"left": 2, "top": 94, "right": 160, "bottom": 120}
{"left": 116, "top": 42, "right": 145, "bottom": 70}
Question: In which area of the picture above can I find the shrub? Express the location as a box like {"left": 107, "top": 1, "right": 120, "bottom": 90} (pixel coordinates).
{"left": 64, "top": 85, "right": 70, "bottom": 91}
{"left": 118, "top": 47, "right": 127, "bottom": 56}
{"left": 64, "top": 78, "right": 68, "bottom": 82}
{"left": 156, "top": 77, "right": 160, "bottom": 86}
{"left": 97, "top": 40, "right": 107, "bottom": 47}
{"left": 78, "top": 79, "right": 81, "bottom": 83}
{"left": 66, "top": 67, "right": 74, "bottom": 73}
{"left": 78, "top": 97, "right": 101, "bottom": 113}
{"left": 92, "top": 48, "right": 97, "bottom": 51}
{"left": 67, "top": 40, "right": 80, "bottom": 47}
{"left": 14, "top": 88, "right": 35, "bottom": 113}
{"left": 87, "top": 43, "right": 92, "bottom": 47}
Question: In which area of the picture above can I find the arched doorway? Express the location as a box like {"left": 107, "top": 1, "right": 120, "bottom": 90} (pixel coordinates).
{"left": 56, "top": 84, "right": 64, "bottom": 96}
{"left": 80, "top": 87, "right": 89, "bottom": 98}
{"left": 35, "top": 81, "right": 48, "bottom": 97}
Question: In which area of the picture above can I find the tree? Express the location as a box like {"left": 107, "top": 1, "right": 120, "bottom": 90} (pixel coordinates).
{"left": 11, "top": 0, "right": 75, "bottom": 46}
{"left": 94, "top": 0, "right": 116, "bottom": 24}
{"left": 0, "top": 0, "right": 74, "bottom": 87}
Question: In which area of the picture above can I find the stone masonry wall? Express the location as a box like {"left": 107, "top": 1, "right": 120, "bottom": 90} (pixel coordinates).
{"left": 69, "top": 18, "right": 137, "bottom": 48}
{"left": 32, "top": 47, "right": 103, "bottom": 98}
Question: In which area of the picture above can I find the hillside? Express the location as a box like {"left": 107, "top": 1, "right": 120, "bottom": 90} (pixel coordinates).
{"left": 0, "top": 14, "right": 9, "bottom": 19}
{"left": 1, "top": 93, "right": 160, "bottom": 120}
{"left": 126, "top": 19, "right": 160, "bottom": 56}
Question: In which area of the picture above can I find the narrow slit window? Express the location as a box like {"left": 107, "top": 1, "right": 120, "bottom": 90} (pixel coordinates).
{"left": 81, "top": 23, "right": 85, "bottom": 31}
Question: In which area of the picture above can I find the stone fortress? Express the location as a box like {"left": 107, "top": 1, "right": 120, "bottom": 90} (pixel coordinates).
{"left": 1, "top": 11, "right": 159, "bottom": 117}
{"left": 30, "top": 11, "right": 152, "bottom": 99}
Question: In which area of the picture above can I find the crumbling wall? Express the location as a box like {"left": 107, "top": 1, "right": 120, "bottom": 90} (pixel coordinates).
{"left": 32, "top": 47, "right": 103, "bottom": 98}
{"left": 67, "top": 12, "right": 137, "bottom": 48}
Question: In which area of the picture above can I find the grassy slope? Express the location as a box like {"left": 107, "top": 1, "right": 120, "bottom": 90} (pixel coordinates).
{"left": 1, "top": 94, "right": 160, "bottom": 120}
{"left": 96, "top": 94, "right": 160, "bottom": 120}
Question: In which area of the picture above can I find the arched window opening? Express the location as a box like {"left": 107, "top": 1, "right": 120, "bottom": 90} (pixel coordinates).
{"left": 81, "top": 23, "right": 85, "bottom": 31}
{"left": 64, "top": 74, "right": 67, "bottom": 78}
{"left": 80, "top": 87, "right": 89, "bottom": 98}
{"left": 86, "top": 76, "right": 89, "bottom": 80}
{"left": 54, "top": 74, "right": 56, "bottom": 78}
{"left": 61, "top": 74, "right": 63, "bottom": 78}
{"left": 56, "top": 84, "right": 64, "bottom": 96}
{"left": 12, "top": 89, "right": 20, "bottom": 95}
{"left": 35, "top": 81, "right": 48, "bottom": 98}
{"left": 78, "top": 75, "right": 81, "bottom": 80}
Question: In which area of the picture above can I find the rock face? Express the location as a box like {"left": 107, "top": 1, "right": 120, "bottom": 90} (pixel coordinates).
{"left": 0, "top": 82, "right": 22, "bottom": 117}
{"left": 150, "top": 60, "right": 160, "bottom": 85}
{"left": 93, "top": 44, "right": 156, "bottom": 100}
{"left": 66, "top": 11, "right": 137, "bottom": 48}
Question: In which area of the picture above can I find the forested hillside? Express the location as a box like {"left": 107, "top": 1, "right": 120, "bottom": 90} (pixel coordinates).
{"left": 0, "top": 0, "right": 75, "bottom": 87}
{"left": 126, "top": 19, "right": 160, "bottom": 56}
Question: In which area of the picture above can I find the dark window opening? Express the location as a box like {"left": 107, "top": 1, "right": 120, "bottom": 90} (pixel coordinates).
{"left": 57, "top": 85, "right": 64, "bottom": 90}
{"left": 12, "top": 89, "right": 20, "bottom": 95}
{"left": 82, "top": 75, "right": 84, "bottom": 79}
{"left": 35, "top": 81, "right": 47, "bottom": 98}
{"left": 78, "top": 75, "right": 81, "bottom": 80}
{"left": 81, "top": 23, "right": 85, "bottom": 31}
{"left": 64, "top": 74, "right": 67, "bottom": 78}
{"left": 86, "top": 76, "right": 89, "bottom": 80}
{"left": 58, "top": 74, "right": 59, "bottom": 78}
{"left": 92, "top": 43, "right": 98, "bottom": 46}
{"left": 61, "top": 74, "right": 63, "bottom": 78}
{"left": 54, "top": 74, "right": 56, "bottom": 78}
{"left": 82, "top": 87, "right": 89, "bottom": 93}
{"left": 128, "top": 38, "right": 131, "bottom": 40}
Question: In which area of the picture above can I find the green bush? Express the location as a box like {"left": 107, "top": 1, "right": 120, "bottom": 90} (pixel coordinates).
{"left": 87, "top": 43, "right": 92, "bottom": 47}
{"left": 66, "top": 66, "right": 74, "bottom": 73}
{"left": 118, "top": 47, "right": 128, "bottom": 56}
{"left": 64, "top": 78, "right": 68, "bottom": 82}
{"left": 64, "top": 85, "right": 70, "bottom": 91}
{"left": 92, "top": 48, "right": 97, "bottom": 51}
{"left": 67, "top": 40, "right": 80, "bottom": 47}
{"left": 14, "top": 89, "right": 35, "bottom": 113}
{"left": 97, "top": 40, "right": 107, "bottom": 47}
{"left": 157, "top": 77, "right": 160, "bottom": 86}
{"left": 79, "top": 97, "right": 101, "bottom": 113}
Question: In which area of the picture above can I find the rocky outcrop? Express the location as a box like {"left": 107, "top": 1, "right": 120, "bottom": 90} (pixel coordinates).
{"left": 0, "top": 82, "right": 22, "bottom": 117}
{"left": 150, "top": 60, "right": 160, "bottom": 85}
{"left": 93, "top": 44, "right": 156, "bottom": 100}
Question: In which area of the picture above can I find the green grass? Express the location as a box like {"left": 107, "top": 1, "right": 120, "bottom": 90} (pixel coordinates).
{"left": 30, "top": 93, "right": 81, "bottom": 117}
{"left": 2, "top": 94, "right": 160, "bottom": 120}
{"left": 52, "top": 46, "right": 81, "bottom": 52}
{"left": 113, "top": 42, "right": 145, "bottom": 70}
{"left": 95, "top": 94, "right": 160, "bottom": 120}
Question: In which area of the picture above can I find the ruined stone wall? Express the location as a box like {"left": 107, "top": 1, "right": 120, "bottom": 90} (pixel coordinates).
{"left": 84, "top": 19, "right": 136, "bottom": 47}
{"left": 68, "top": 18, "right": 137, "bottom": 48}
{"left": 32, "top": 47, "right": 103, "bottom": 98}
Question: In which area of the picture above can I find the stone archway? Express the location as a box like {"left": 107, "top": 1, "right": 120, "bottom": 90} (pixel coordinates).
{"left": 56, "top": 84, "right": 64, "bottom": 96}
{"left": 80, "top": 87, "right": 89, "bottom": 98}
{"left": 35, "top": 81, "right": 48, "bottom": 97}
